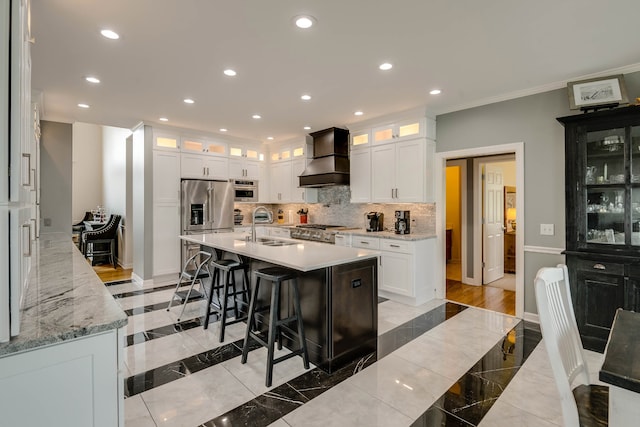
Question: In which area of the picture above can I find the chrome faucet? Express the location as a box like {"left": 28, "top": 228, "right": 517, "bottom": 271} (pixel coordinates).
{"left": 251, "top": 206, "right": 272, "bottom": 242}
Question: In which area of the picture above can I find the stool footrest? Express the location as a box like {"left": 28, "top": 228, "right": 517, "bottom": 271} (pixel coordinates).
{"left": 275, "top": 315, "right": 299, "bottom": 327}
{"left": 273, "top": 349, "right": 306, "bottom": 365}
{"left": 173, "top": 290, "right": 203, "bottom": 302}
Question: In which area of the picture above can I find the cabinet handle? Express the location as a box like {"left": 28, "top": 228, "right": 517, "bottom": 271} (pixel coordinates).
{"left": 207, "top": 167, "right": 210, "bottom": 175}
{"left": 22, "top": 153, "right": 31, "bottom": 186}
{"left": 22, "top": 223, "right": 32, "bottom": 256}
{"left": 360, "top": 241, "right": 369, "bottom": 245}
{"left": 593, "top": 263, "right": 606, "bottom": 270}
{"left": 390, "top": 244, "right": 400, "bottom": 248}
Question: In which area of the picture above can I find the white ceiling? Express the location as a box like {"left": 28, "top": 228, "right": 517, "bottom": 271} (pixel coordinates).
{"left": 30, "top": 0, "right": 640, "bottom": 143}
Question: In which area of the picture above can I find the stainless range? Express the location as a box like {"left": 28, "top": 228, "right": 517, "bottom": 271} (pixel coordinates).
{"left": 290, "top": 224, "right": 352, "bottom": 244}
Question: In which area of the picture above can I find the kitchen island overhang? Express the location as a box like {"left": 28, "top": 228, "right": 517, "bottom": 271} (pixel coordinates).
{"left": 180, "top": 232, "right": 380, "bottom": 373}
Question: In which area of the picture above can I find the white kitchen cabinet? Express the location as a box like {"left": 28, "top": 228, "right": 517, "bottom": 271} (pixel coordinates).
{"left": 371, "top": 138, "right": 434, "bottom": 203}
{"left": 291, "top": 157, "right": 318, "bottom": 203}
{"left": 229, "top": 142, "right": 264, "bottom": 179}
{"left": 372, "top": 118, "right": 427, "bottom": 145}
{"left": 348, "top": 234, "right": 436, "bottom": 306}
{"left": 350, "top": 129, "right": 372, "bottom": 149}
{"left": 379, "top": 240, "right": 413, "bottom": 297}
{"left": 153, "top": 150, "right": 180, "bottom": 276}
{"left": 0, "top": 328, "right": 124, "bottom": 427}
{"left": 153, "top": 131, "right": 180, "bottom": 151}
{"left": 269, "top": 161, "right": 292, "bottom": 202}
{"left": 229, "top": 158, "right": 260, "bottom": 179}
{"left": 350, "top": 148, "right": 372, "bottom": 203}
{"left": 180, "top": 153, "right": 229, "bottom": 179}
{"left": 181, "top": 136, "right": 227, "bottom": 156}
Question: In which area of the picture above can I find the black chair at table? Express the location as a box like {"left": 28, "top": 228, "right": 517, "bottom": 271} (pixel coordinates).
{"left": 72, "top": 211, "right": 94, "bottom": 245}
{"left": 82, "top": 214, "right": 121, "bottom": 268}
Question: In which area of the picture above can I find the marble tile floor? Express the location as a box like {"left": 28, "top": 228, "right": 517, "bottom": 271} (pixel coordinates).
{"left": 109, "top": 277, "right": 605, "bottom": 427}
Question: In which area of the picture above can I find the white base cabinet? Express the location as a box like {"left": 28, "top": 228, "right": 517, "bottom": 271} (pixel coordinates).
{"left": 0, "top": 328, "right": 124, "bottom": 427}
{"left": 351, "top": 235, "right": 435, "bottom": 305}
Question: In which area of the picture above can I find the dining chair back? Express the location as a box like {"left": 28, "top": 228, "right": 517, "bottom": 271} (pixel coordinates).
{"left": 534, "top": 264, "right": 608, "bottom": 426}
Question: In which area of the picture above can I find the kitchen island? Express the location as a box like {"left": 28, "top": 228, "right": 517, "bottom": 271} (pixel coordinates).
{"left": 181, "top": 232, "right": 380, "bottom": 372}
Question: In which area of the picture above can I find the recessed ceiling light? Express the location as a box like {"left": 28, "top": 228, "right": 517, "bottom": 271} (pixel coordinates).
{"left": 159, "top": 117, "right": 168, "bottom": 122}
{"left": 223, "top": 69, "right": 237, "bottom": 77}
{"left": 252, "top": 114, "right": 261, "bottom": 119}
{"left": 100, "top": 29, "right": 119, "bottom": 40}
{"left": 219, "top": 128, "right": 228, "bottom": 132}
{"left": 85, "top": 76, "right": 100, "bottom": 84}
{"left": 183, "top": 98, "right": 195, "bottom": 104}
{"left": 303, "top": 126, "right": 311, "bottom": 130}
{"left": 294, "top": 15, "right": 315, "bottom": 29}
{"left": 267, "top": 137, "right": 274, "bottom": 140}
{"left": 77, "top": 103, "right": 90, "bottom": 109}
{"left": 429, "top": 89, "right": 442, "bottom": 95}
{"left": 354, "top": 111, "right": 364, "bottom": 116}
{"left": 379, "top": 62, "right": 393, "bottom": 71}
{"left": 301, "top": 94, "right": 311, "bottom": 101}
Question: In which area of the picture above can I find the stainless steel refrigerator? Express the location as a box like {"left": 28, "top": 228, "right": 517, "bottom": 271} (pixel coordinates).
{"left": 181, "top": 179, "right": 234, "bottom": 265}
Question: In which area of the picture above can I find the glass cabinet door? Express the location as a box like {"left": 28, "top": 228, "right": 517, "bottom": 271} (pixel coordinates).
{"left": 584, "top": 126, "right": 626, "bottom": 245}
{"left": 631, "top": 125, "right": 640, "bottom": 245}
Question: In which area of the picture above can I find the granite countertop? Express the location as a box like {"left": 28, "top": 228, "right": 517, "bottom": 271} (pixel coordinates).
{"left": 599, "top": 308, "right": 640, "bottom": 393}
{"left": 0, "top": 233, "right": 128, "bottom": 357}
{"left": 181, "top": 232, "right": 379, "bottom": 272}
{"left": 337, "top": 228, "right": 436, "bottom": 241}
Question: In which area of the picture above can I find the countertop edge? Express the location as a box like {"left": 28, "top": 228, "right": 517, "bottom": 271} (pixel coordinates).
{"left": 0, "top": 233, "right": 128, "bottom": 358}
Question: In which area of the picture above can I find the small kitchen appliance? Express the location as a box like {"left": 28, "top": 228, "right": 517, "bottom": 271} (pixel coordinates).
{"left": 365, "top": 212, "right": 384, "bottom": 232}
{"left": 394, "top": 210, "right": 410, "bottom": 235}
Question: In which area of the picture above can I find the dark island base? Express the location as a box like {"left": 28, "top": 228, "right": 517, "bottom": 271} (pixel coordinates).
{"left": 206, "top": 249, "right": 379, "bottom": 374}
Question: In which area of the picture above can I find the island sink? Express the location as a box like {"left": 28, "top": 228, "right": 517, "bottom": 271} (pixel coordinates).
{"left": 236, "top": 237, "right": 297, "bottom": 247}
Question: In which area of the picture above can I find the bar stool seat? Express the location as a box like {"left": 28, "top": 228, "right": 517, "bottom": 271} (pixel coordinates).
{"left": 167, "top": 251, "right": 212, "bottom": 321}
{"left": 205, "top": 258, "right": 251, "bottom": 342}
{"left": 241, "top": 266, "right": 310, "bottom": 387}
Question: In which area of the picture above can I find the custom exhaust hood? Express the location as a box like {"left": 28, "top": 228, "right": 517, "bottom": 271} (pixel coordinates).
{"left": 298, "top": 127, "right": 350, "bottom": 188}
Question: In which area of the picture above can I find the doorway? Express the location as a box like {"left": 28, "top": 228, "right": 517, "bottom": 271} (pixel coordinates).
{"left": 435, "top": 143, "right": 524, "bottom": 318}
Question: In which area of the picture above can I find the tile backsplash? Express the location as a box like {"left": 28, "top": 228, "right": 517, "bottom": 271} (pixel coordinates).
{"left": 234, "top": 185, "right": 435, "bottom": 234}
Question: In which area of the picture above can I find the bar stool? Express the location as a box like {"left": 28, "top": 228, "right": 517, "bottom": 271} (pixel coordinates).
{"left": 241, "top": 266, "right": 310, "bottom": 387}
{"left": 167, "top": 251, "right": 212, "bottom": 321}
{"left": 205, "top": 258, "right": 251, "bottom": 342}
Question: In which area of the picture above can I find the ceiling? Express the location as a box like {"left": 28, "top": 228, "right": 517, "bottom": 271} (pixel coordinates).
{"left": 30, "top": 0, "right": 640, "bottom": 143}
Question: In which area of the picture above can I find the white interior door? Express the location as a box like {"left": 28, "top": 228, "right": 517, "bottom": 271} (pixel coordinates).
{"left": 482, "top": 163, "right": 504, "bottom": 284}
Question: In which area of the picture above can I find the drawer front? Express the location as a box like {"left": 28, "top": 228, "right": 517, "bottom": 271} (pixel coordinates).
{"left": 380, "top": 239, "right": 412, "bottom": 254}
{"left": 351, "top": 236, "right": 380, "bottom": 249}
{"left": 574, "top": 258, "right": 624, "bottom": 276}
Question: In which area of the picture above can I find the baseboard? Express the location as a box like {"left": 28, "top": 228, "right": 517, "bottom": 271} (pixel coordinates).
{"left": 524, "top": 311, "right": 540, "bottom": 324}
{"left": 131, "top": 272, "right": 154, "bottom": 286}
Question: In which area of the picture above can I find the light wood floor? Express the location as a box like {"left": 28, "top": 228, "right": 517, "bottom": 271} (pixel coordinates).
{"left": 92, "top": 264, "right": 132, "bottom": 283}
{"left": 445, "top": 262, "right": 516, "bottom": 316}
{"left": 446, "top": 280, "right": 515, "bottom": 316}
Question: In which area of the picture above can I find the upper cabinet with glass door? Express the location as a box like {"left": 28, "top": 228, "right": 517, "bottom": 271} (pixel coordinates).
{"left": 558, "top": 106, "right": 640, "bottom": 251}
{"left": 372, "top": 118, "right": 427, "bottom": 144}
{"left": 181, "top": 136, "right": 227, "bottom": 156}
{"left": 229, "top": 141, "right": 264, "bottom": 179}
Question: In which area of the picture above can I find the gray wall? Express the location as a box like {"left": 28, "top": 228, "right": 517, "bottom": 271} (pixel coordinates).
{"left": 40, "top": 120, "right": 72, "bottom": 235}
{"left": 435, "top": 71, "right": 640, "bottom": 314}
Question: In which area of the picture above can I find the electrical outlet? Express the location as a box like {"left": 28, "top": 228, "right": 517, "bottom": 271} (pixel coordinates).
{"left": 43, "top": 218, "right": 51, "bottom": 226}
{"left": 540, "top": 223, "right": 554, "bottom": 236}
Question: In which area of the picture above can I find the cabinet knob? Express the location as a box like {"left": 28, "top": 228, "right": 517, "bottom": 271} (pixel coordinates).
{"left": 593, "top": 263, "right": 606, "bottom": 270}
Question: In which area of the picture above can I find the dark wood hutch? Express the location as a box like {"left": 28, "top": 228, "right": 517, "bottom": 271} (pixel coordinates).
{"left": 558, "top": 105, "right": 640, "bottom": 352}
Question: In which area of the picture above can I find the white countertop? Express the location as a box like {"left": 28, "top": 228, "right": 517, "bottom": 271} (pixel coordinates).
{"left": 0, "top": 233, "right": 128, "bottom": 357}
{"left": 181, "top": 232, "right": 380, "bottom": 272}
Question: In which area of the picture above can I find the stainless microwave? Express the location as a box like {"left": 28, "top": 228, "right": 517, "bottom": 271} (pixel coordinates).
{"left": 232, "top": 179, "right": 259, "bottom": 202}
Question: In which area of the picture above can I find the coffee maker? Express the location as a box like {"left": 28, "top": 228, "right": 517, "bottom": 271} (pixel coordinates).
{"left": 394, "top": 210, "right": 410, "bottom": 234}
{"left": 365, "top": 212, "right": 384, "bottom": 232}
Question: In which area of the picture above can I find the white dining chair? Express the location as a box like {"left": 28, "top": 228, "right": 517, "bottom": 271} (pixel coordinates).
{"left": 534, "top": 264, "right": 608, "bottom": 427}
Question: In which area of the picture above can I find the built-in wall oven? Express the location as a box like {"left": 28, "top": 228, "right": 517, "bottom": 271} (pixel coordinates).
{"left": 232, "top": 179, "right": 258, "bottom": 202}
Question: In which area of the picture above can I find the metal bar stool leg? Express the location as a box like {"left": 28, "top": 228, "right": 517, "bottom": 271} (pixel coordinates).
{"left": 218, "top": 269, "right": 230, "bottom": 342}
